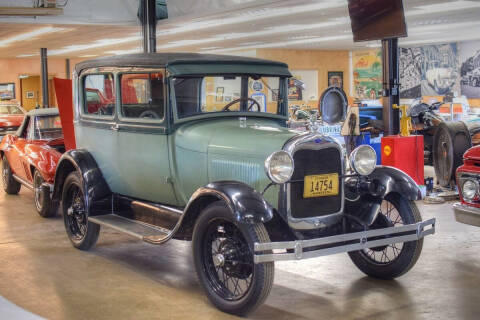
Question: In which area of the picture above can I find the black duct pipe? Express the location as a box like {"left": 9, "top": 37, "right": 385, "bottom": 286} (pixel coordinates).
{"left": 40, "top": 48, "right": 49, "bottom": 108}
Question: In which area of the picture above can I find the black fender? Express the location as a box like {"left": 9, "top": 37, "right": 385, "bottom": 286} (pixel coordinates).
{"left": 173, "top": 181, "right": 274, "bottom": 240}
{"left": 369, "top": 165, "right": 422, "bottom": 201}
{"left": 52, "top": 149, "right": 111, "bottom": 213}
{"left": 344, "top": 166, "right": 421, "bottom": 227}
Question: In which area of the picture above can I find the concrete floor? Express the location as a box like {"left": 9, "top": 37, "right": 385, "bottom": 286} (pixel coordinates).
{"left": 0, "top": 188, "right": 479, "bottom": 320}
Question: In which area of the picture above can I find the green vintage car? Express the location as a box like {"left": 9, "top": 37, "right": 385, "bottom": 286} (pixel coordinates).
{"left": 52, "top": 53, "right": 435, "bottom": 315}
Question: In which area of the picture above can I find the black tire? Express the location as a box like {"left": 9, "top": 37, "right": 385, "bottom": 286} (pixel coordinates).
{"left": 62, "top": 171, "right": 100, "bottom": 250}
{"left": 433, "top": 121, "right": 471, "bottom": 187}
{"left": 192, "top": 201, "right": 274, "bottom": 316}
{"left": 33, "top": 170, "right": 56, "bottom": 218}
{"left": 348, "top": 193, "right": 423, "bottom": 279}
{"left": 1, "top": 154, "right": 20, "bottom": 195}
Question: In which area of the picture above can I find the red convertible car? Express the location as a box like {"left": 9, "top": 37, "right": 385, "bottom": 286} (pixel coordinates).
{"left": 453, "top": 145, "right": 480, "bottom": 226}
{"left": 0, "top": 102, "right": 26, "bottom": 138}
{"left": 0, "top": 108, "right": 64, "bottom": 217}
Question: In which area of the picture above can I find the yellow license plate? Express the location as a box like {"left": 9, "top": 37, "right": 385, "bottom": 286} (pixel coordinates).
{"left": 303, "top": 173, "right": 339, "bottom": 198}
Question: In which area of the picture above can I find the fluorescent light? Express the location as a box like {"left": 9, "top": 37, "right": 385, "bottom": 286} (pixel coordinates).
{"left": 407, "top": 0, "right": 480, "bottom": 16}
{"left": 16, "top": 53, "right": 39, "bottom": 58}
{"left": 157, "top": 1, "right": 345, "bottom": 37}
{"left": 78, "top": 54, "right": 98, "bottom": 58}
{"left": 105, "top": 48, "right": 142, "bottom": 55}
{"left": 49, "top": 35, "right": 141, "bottom": 56}
{"left": 203, "top": 34, "right": 352, "bottom": 54}
{"left": 0, "top": 26, "right": 66, "bottom": 47}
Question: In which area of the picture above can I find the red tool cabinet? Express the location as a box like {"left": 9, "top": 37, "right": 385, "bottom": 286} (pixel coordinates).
{"left": 381, "top": 135, "right": 424, "bottom": 185}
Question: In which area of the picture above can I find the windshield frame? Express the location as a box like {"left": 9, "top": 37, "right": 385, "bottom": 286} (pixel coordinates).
{"left": 170, "top": 74, "right": 288, "bottom": 124}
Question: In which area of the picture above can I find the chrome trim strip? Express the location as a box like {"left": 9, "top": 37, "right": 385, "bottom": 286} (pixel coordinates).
{"left": 12, "top": 174, "right": 33, "bottom": 190}
{"left": 253, "top": 218, "right": 435, "bottom": 263}
{"left": 281, "top": 132, "right": 345, "bottom": 230}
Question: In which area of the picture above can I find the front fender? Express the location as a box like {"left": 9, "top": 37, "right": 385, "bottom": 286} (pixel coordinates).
{"left": 369, "top": 165, "right": 422, "bottom": 200}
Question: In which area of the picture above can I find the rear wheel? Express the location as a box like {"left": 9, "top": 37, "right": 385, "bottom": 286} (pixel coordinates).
{"left": 1, "top": 154, "right": 20, "bottom": 195}
{"left": 33, "top": 170, "right": 55, "bottom": 217}
{"left": 348, "top": 193, "right": 423, "bottom": 279}
{"left": 62, "top": 171, "right": 100, "bottom": 250}
{"left": 192, "top": 201, "right": 274, "bottom": 316}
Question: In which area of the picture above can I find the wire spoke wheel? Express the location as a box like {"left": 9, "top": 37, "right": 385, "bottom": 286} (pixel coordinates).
{"left": 361, "top": 199, "right": 404, "bottom": 265}
{"left": 203, "top": 219, "right": 254, "bottom": 301}
{"left": 65, "top": 183, "right": 87, "bottom": 241}
{"left": 33, "top": 172, "right": 44, "bottom": 212}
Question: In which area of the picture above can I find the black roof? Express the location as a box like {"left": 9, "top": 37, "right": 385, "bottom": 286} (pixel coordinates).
{"left": 75, "top": 52, "right": 289, "bottom": 73}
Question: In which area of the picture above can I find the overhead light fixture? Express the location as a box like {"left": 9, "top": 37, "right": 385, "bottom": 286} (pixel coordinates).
{"left": 78, "top": 54, "right": 98, "bottom": 58}
{"left": 203, "top": 34, "right": 352, "bottom": 54}
{"left": 407, "top": 0, "right": 480, "bottom": 16}
{"left": 49, "top": 35, "right": 141, "bottom": 56}
{"left": 18, "top": 74, "right": 29, "bottom": 79}
{"left": 157, "top": 2, "right": 345, "bottom": 37}
{"left": 16, "top": 53, "right": 39, "bottom": 58}
{"left": 0, "top": 26, "right": 66, "bottom": 47}
{"left": 105, "top": 48, "right": 142, "bottom": 55}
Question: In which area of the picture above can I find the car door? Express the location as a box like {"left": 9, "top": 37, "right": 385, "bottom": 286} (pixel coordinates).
{"left": 5, "top": 115, "right": 30, "bottom": 180}
{"left": 74, "top": 71, "right": 123, "bottom": 190}
{"left": 115, "top": 70, "right": 178, "bottom": 205}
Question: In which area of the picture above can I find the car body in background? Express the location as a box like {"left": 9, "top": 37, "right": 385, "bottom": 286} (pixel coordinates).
{"left": 453, "top": 145, "right": 480, "bottom": 227}
{"left": 425, "top": 60, "right": 456, "bottom": 94}
{"left": 0, "top": 108, "right": 65, "bottom": 217}
{"left": 0, "top": 103, "right": 26, "bottom": 138}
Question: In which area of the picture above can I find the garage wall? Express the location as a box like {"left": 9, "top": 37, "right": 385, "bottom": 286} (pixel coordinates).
{"left": 0, "top": 58, "right": 83, "bottom": 109}
{"left": 255, "top": 49, "right": 351, "bottom": 109}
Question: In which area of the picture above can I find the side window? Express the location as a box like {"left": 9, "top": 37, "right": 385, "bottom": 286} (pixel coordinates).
{"left": 83, "top": 73, "right": 115, "bottom": 116}
{"left": 120, "top": 73, "right": 164, "bottom": 120}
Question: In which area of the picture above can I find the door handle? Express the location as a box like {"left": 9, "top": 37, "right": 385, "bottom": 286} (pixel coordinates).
{"left": 111, "top": 124, "right": 119, "bottom": 131}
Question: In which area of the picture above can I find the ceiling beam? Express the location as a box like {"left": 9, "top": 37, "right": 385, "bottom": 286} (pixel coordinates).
{"left": 0, "top": 7, "right": 63, "bottom": 16}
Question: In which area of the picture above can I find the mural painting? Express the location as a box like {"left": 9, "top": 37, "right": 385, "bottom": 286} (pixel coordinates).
{"left": 353, "top": 50, "right": 382, "bottom": 100}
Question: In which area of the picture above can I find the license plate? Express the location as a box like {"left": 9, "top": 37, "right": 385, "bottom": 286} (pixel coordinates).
{"left": 303, "top": 173, "right": 339, "bottom": 198}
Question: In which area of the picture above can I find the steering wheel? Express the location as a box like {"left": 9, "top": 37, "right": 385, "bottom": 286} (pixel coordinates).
{"left": 139, "top": 110, "right": 160, "bottom": 119}
{"left": 221, "top": 97, "right": 261, "bottom": 112}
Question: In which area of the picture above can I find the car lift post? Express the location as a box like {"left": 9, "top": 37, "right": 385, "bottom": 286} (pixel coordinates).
{"left": 142, "top": 0, "right": 157, "bottom": 53}
{"left": 382, "top": 38, "right": 400, "bottom": 135}
{"left": 40, "top": 47, "right": 49, "bottom": 108}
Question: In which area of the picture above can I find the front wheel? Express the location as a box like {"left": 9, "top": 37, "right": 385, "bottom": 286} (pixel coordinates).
{"left": 348, "top": 193, "right": 423, "bottom": 279}
{"left": 192, "top": 201, "right": 274, "bottom": 316}
{"left": 62, "top": 171, "right": 100, "bottom": 250}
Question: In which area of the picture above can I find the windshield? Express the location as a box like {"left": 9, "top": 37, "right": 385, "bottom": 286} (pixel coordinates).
{"left": 33, "top": 115, "right": 63, "bottom": 140}
{"left": 173, "top": 75, "right": 285, "bottom": 118}
{"left": 0, "top": 105, "right": 23, "bottom": 115}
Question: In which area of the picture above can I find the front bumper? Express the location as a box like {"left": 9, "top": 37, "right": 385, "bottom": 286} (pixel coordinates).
{"left": 253, "top": 218, "right": 435, "bottom": 263}
{"left": 453, "top": 202, "right": 480, "bottom": 227}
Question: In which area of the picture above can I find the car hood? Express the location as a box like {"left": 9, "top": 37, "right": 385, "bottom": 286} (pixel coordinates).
{"left": 175, "top": 117, "right": 300, "bottom": 157}
{"left": 0, "top": 115, "right": 24, "bottom": 127}
{"left": 463, "top": 145, "right": 480, "bottom": 161}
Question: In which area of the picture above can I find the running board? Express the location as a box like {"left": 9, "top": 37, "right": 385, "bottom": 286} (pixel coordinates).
{"left": 13, "top": 174, "right": 33, "bottom": 190}
{"left": 88, "top": 214, "right": 172, "bottom": 244}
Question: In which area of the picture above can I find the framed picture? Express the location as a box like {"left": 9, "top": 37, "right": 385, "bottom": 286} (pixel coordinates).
{"left": 0, "top": 83, "right": 15, "bottom": 100}
{"left": 26, "top": 91, "right": 35, "bottom": 99}
{"left": 328, "top": 71, "right": 343, "bottom": 89}
{"left": 216, "top": 87, "right": 224, "bottom": 102}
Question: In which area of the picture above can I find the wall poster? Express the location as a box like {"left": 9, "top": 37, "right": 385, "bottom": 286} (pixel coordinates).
{"left": 0, "top": 83, "right": 15, "bottom": 100}
{"left": 399, "top": 47, "right": 423, "bottom": 98}
{"left": 352, "top": 50, "right": 382, "bottom": 100}
{"left": 420, "top": 43, "right": 458, "bottom": 96}
{"left": 459, "top": 40, "right": 480, "bottom": 98}
{"left": 327, "top": 71, "right": 343, "bottom": 90}
{"left": 288, "top": 70, "right": 318, "bottom": 101}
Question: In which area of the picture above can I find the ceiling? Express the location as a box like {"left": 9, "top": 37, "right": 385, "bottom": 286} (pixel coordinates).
{"left": 0, "top": 0, "right": 479, "bottom": 59}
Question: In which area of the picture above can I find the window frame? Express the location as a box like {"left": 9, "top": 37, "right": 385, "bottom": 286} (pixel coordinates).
{"left": 118, "top": 70, "right": 166, "bottom": 124}
{"left": 171, "top": 74, "right": 288, "bottom": 124}
{"left": 80, "top": 71, "right": 117, "bottom": 120}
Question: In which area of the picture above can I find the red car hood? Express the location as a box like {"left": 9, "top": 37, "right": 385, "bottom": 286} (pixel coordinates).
{"left": 0, "top": 114, "right": 24, "bottom": 127}
{"left": 463, "top": 145, "right": 480, "bottom": 161}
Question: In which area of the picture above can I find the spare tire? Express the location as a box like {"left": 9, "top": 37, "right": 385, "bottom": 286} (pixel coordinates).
{"left": 433, "top": 121, "right": 472, "bottom": 187}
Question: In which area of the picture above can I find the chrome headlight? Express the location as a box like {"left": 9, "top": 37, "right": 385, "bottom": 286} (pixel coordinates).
{"left": 350, "top": 145, "right": 377, "bottom": 176}
{"left": 265, "top": 151, "right": 294, "bottom": 184}
{"left": 462, "top": 179, "right": 479, "bottom": 201}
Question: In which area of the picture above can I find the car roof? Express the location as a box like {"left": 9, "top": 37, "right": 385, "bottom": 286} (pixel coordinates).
{"left": 27, "top": 107, "right": 59, "bottom": 117}
{"left": 75, "top": 52, "right": 291, "bottom": 76}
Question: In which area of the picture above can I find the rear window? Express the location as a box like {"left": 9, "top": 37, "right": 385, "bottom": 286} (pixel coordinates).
{"left": 83, "top": 73, "right": 115, "bottom": 116}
